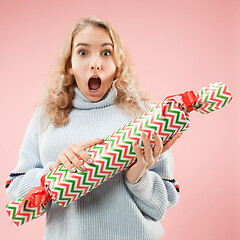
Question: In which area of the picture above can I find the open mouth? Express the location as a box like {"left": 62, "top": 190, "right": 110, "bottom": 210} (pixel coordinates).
{"left": 88, "top": 77, "right": 101, "bottom": 92}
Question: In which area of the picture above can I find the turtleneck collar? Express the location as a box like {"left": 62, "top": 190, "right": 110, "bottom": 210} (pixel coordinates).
{"left": 72, "top": 87, "right": 117, "bottom": 110}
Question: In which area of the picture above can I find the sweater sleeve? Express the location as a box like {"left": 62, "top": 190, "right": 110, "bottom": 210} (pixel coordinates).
{"left": 5, "top": 108, "right": 52, "bottom": 201}
{"left": 150, "top": 149, "right": 180, "bottom": 208}
{"left": 124, "top": 149, "right": 179, "bottom": 221}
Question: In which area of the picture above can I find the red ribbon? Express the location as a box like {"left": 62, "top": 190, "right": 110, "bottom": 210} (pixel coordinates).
{"left": 13, "top": 174, "right": 51, "bottom": 221}
{"left": 163, "top": 90, "right": 198, "bottom": 113}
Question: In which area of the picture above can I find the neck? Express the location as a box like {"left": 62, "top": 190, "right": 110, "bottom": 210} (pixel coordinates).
{"left": 72, "top": 87, "right": 117, "bottom": 110}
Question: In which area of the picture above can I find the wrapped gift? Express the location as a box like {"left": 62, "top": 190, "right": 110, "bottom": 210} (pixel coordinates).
{"left": 6, "top": 81, "right": 232, "bottom": 225}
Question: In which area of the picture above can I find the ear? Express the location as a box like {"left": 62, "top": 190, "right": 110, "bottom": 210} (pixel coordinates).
{"left": 68, "top": 67, "right": 74, "bottom": 75}
{"left": 67, "top": 60, "right": 74, "bottom": 75}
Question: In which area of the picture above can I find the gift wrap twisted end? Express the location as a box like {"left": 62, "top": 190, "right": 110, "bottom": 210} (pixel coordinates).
{"left": 5, "top": 174, "right": 51, "bottom": 226}
{"left": 6, "top": 81, "right": 232, "bottom": 226}
{"left": 194, "top": 82, "right": 232, "bottom": 114}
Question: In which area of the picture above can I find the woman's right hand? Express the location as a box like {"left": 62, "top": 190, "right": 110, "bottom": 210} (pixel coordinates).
{"left": 49, "top": 138, "right": 105, "bottom": 173}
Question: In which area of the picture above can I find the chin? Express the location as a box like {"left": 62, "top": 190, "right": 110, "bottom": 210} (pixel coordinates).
{"left": 84, "top": 91, "right": 106, "bottom": 102}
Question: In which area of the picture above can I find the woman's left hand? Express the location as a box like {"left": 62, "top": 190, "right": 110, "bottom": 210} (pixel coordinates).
{"left": 125, "top": 132, "right": 179, "bottom": 184}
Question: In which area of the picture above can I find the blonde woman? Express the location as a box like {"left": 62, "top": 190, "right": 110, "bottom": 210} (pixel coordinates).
{"left": 6, "top": 17, "right": 180, "bottom": 240}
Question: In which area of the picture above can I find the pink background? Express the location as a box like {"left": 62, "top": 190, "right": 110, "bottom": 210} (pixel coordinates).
{"left": 0, "top": 0, "right": 239, "bottom": 239}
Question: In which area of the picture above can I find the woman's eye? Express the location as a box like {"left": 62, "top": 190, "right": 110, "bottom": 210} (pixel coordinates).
{"left": 102, "top": 50, "right": 111, "bottom": 56}
{"left": 79, "top": 50, "right": 87, "bottom": 56}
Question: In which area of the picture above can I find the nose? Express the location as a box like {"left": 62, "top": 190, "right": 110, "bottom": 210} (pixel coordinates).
{"left": 90, "top": 65, "right": 101, "bottom": 70}
{"left": 90, "top": 57, "right": 102, "bottom": 71}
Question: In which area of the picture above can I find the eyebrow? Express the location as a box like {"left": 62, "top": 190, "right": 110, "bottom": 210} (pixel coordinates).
{"left": 75, "top": 42, "right": 113, "bottom": 48}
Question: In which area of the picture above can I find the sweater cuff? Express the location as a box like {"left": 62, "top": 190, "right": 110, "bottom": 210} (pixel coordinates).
{"left": 125, "top": 171, "right": 157, "bottom": 200}
{"left": 17, "top": 164, "right": 52, "bottom": 199}
{"left": 157, "top": 150, "right": 174, "bottom": 180}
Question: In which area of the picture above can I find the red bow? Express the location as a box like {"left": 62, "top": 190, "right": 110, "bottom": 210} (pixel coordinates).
{"left": 13, "top": 174, "right": 51, "bottom": 221}
{"left": 163, "top": 90, "right": 198, "bottom": 113}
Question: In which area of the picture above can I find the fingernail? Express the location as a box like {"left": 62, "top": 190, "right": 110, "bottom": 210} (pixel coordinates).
{"left": 71, "top": 167, "right": 77, "bottom": 173}
{"left": 177, "top": 133, "right": 181, "bottom": 139}
{"left": 87, "top": 159, "right": 93, "bottom": 164}
{"left": 154, "top": 130, "right": 158, "bottom": 135}
{"left": 142, "top": 132, "right": 146, "bottom": 137}
{"left": 80, "top": 165, "right": 86, "bottom": 171}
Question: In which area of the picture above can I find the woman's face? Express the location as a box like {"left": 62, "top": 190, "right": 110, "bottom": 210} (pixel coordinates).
{"left": 69, "top": 26, "right": 116, "bottom": 102}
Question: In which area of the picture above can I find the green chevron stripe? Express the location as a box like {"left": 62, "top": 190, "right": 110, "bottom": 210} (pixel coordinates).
{"left": 12, "top": 216, "right": 26, "bottom": 225}
{"left": 91, "top": 144, "right": 105, "bottom": 156}
{"left": 80, "top": 169, "right": 99, "bottom": 191}
{"left": 55, "top": 177, "right": 87, "bottom": 204}
{"left": 96, "top": 137, "right": 134, "bottom": 168}
{"left": 47, "top": 164, "right": 68, "bottom": 188}
{"left": 22, "top": 202, "right": 39, "bottom": 219}
{"left": 143, "top": 112, "right": 161, "bottom": 132}
{"left": 115, "top": 128, "right": 138, "bottom": 156}
{"left": 114, "top": 147, "right": 135, "bottom": 167}
{"left": 6, "top": 204, "right": 18, "bottom": 219}
{"left": 166, "top": 103, "right": 189, "bottom": 131}
{"left": 88, "top": 163, "right": 108, "bottom": 184}
{"left": 198, "top": 85, "right": 220, "bottom": 112}
{"left": 155, "top": 102, "right": 188, "bottom": 137}
{"left": 127, "top": 121, "right": 142, "bottom": 136}
{"left": 215, "top": 86, "right": 230, "bottom": 107}
{"left": 99, "top": 155, "right": 119, "bottom": 176}
{"left": 92, "top": 143, "right": 129, "bottom": 181}
{"left": 201, "top": 94, "right": 217, "bottom": 112}
{"left": 64, "top": 175, "right": 86, "bottom": 198}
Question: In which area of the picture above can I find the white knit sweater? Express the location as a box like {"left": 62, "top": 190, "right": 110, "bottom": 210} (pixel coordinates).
{"left": 6, "top": 87, "right": 179, "bottom": 240}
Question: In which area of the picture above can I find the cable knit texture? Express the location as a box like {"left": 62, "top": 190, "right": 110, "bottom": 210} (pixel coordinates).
{"left": 6, "top": 87, "right": 179, "bottom": 240}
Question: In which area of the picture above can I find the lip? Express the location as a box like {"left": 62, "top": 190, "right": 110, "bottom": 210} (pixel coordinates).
{"left": 90, "top": 74, "right": 101, "bottom": 79}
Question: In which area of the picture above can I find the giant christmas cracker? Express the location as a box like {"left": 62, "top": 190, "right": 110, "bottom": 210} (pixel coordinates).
{"left": 6, "top": 82, "right": 232, "bottom": 226}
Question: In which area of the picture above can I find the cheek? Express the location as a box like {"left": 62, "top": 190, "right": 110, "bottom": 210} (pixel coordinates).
{"left": 106, "top": 60, "right": 116, "bottom": 77}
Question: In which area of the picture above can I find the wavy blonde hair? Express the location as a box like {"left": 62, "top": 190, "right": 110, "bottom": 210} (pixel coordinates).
{"left": 40, "top": 16, "right": 152, "bottom": 128}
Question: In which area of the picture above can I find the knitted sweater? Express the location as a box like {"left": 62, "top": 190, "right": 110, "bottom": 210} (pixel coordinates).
{"left": 6, "top": 87, "right": 179, "bottom": 240}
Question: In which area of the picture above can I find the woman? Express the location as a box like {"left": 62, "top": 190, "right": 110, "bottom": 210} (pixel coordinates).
{"left": 6, "top": 17, "right": 180, "bottom": 240}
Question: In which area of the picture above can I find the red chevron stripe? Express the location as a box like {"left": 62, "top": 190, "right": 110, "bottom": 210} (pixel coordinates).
{"left": 146, "top": 109, "right": 171, "bottom": 142}
{"left": 196, "top": 95, "right": 210, "bottom": 113}
{"left": 116, "top": 143, "right": 134, "bottom": 162}
{"left": 99, "top": 141, "right": 127, "bottom": 172}
{"left": 15, "top": 220, "right": 20, "bottom": 226}
{"left": 56, "top": 181, "right": 79, "bottom": 202}
{"left": 163, "top": 103, "right": 187, "bottom": 133}
{"left": 221, "top": 84, "right": 232, "bottom": 98}
{"left": 85, "top": 167, "right": 102, "bottom": 187}
{"left": 95, "top": 157, "right": 113, "bottom": 181}
{"left": 219, "top": 84, "right": 233, "bottom": 102}
{"left": 16, "top": 210, "right": 31, "bottom": 223}
{"left": 155, "top": 105, "right": 174, "bottom": 140}
{"left": 70, "top": 174, "right": 91, "bottom": 196}
{"left": 36, "top": 206, "right": 44, "bottom": 216}
{"left": 121, "top": 124, "right": 140, "bottom": 143}
{"left": 87, "top": 147, "right": 99, "bottom": 159}
{"left": 208, "top": 89, "right": 222, "bottom": 109}
{"left": 132, "top": 117, "right": 152, "bottom": 136}
{"left": 50, "top": 167, "right": 65, "bottom": 184}
{"left": 145, "top": 109, "right": 162, "bottom": 126}
{"left": 103, "top": 150, "right": 123, "bottom": 172}
{"left": 6, "top": 209, "right": 12, "bottom": 218}
{"left": 102, "top": 131, "right": 135, "bottom": 162}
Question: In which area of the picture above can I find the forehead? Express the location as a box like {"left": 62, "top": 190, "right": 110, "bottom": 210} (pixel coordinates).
{"left": 73, "top": 26, "right": 112, "bottom": 47}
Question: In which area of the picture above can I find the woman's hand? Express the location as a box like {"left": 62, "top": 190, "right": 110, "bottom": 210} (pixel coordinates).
{"left": 49, "top": 138, "right": 105, "bottom": 172}
{"left": 125, "top": 132, "right": 179, "bottom": 184}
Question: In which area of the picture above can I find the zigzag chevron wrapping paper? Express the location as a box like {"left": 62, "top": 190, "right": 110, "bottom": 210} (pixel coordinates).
{"left": 6, "top": 81, "right": 232, "bottom": 225}
{"left": 6, "top": 199, "right": 46, "bottom": 226}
